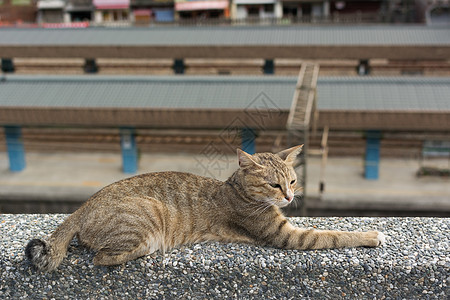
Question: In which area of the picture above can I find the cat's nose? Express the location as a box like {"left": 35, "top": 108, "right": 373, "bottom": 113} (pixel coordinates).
{"left": 285, "top": 190, "right": 294, "bottom": 202}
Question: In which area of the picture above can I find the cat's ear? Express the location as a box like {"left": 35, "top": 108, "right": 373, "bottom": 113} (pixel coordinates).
{"left": 237, "top": 149, "right": 264, "bottom": 169}
{"left": 276, "top": 145, "right": 303, "bottom": 166}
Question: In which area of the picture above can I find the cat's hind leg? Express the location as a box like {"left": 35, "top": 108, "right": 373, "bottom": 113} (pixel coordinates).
{"left": 81, "top": 196, "right": 167, "bottom": 266}
{"left": 94, "top": 248, "right": 142, "bottom": 266}
{"left": 93, "top": 237, "right": 160, "bottom": 266}
{"left": 93, "top": 249, "right": 129, "bottom": 266}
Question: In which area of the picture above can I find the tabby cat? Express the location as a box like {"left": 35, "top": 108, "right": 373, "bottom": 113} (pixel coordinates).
{"left": 25, "top": 145, "right": 385, "bottom": 272}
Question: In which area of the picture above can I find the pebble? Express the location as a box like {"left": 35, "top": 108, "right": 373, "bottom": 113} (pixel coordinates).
{"left": 0, "top": 215, "right": 448, "bottom": 299}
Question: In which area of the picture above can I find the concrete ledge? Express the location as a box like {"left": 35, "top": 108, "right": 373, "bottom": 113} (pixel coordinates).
{"left": 1, "top": 215, "right": 448, "bottom": 298}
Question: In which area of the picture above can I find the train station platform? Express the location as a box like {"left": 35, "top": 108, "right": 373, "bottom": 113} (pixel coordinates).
{"left": 0, "top": 151, "right": 448, "bottom": 216}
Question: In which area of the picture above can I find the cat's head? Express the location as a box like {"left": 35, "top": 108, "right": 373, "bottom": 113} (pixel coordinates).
{"left": 235, "top": 145, "right": 303, "bottom": 208}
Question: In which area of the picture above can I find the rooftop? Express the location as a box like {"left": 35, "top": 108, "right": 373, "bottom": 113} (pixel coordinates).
{"left": 0, "top": 75, "right": 295, "bottom": 110}
{"left": 1, "top": 75, "right": 449, "bottom": 112}
{"left": 317, "top": 76, "right": 450, "bottom": 112}
{"left": 0, "top": 75, "right": 448, "bottom": 130}
{"left": 1, "top": 26, "right": 448, "bottom": 59}
{"left": 1, "top": 25, "right": 448, "bottom": 46}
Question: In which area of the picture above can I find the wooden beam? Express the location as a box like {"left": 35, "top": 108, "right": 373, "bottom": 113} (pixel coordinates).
{"left": 318, "top": 111, "right": 450, "bottom": 131}
{"left": 1, "top": 45, "right": 449, "bottom": 59}
{"left": 0, "top": 107, "right": 290, "bottom": 130}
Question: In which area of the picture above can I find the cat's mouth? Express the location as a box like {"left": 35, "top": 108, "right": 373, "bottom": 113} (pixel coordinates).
{"left": 275, "top": 198, "right": 291, "bottom": 208}
{"left": 259, "top": 196, "right": 293, "bottom": 208}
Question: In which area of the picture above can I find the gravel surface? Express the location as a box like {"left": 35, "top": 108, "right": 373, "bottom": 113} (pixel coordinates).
{"left": 0, "top": 215, "right": 448, "bottom": 299}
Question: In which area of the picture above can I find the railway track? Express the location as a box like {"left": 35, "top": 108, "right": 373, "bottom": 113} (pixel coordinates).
{"left": 10, "top": 58, "right": 450, "bottom": 76}
{"left": 1, "top": 127, "right": 443, "bottom": 158}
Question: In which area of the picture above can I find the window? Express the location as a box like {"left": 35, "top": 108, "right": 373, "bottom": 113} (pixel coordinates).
{"left": 264, "top": 4, "right": 274, "bottom": 13}
{"left": 247, "top": 6, "right": 260, "bottom": 17}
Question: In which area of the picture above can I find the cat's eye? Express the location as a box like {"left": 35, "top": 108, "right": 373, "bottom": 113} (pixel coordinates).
{"left": 290, "top": 180, "right": 296, "bottom": 185}
{"left": 270, "top": 183, "right": 282, "bottom": 190}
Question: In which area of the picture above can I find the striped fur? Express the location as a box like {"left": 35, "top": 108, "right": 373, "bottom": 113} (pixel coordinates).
{"left": 25, "top": 145, "right": 385, "bottom": 272}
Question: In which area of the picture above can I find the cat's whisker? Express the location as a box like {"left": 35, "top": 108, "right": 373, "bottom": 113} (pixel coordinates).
{"left": 294, "top": 186, "right": 304, "bottom": 195}
{"left": 243, "top": 202, "right": 271, "bottom": 221}
{"left": 242, "top": 199, "right": 277, "bottom": 221}
{"left": 250, "top": 205, "right": 273, "bottom": 221}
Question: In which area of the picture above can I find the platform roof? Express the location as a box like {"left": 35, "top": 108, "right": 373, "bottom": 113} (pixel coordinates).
{"left": 1, "top": 25, "right": 449, "bottom": 59}
{"left": 0, "top": 75, "right": 448, "bottom": 131}
{"left": 0, "top": 75, "right": 295, "bottom": 109}
{"left": 2, "top": 26, "right": 448, "bottom": 46}
{"left": 316, "top": 77, "right": 450, "bottom": 131}
{"left": 317, "top": 77, "right": 450, "bottom": 112}
{"left": 0, "top": 75, "right": 295, "bottom": 129}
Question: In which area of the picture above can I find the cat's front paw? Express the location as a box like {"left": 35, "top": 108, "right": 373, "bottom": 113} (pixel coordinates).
{"left": 364, "top": 231, "right": 386, "bottom": 247}
{"left": 376, "top": 231, "right": 386, "bottom": 246}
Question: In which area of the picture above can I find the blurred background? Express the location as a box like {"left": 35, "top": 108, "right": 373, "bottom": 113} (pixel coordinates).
{"left": 0, "top": 0, "right": 449, "bottom": 216}
{"left": 1, "top": 0, "right": 449, "bottom": 26}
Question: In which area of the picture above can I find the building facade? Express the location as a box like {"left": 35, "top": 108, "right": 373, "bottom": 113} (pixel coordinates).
{"left": 278, "top": 0, "right": 328, "bottom": 19}
{"left": 233, "top": 0, "right": 280, "bottom": 19}
{"left": 92, "top": 0, "right": 130, "bottom": 23}
{"left": 37, "top": 0, "right": 65, "bottom": 23}
{"left": 66, "top": 0, "right": 93, "bottom": 22}
{"left": 175, "top": 0, "right": 229, "bottom": 20}
{"left": 130, "top": 0, "right": 174, "bottom": 24}
{"left": 2, "top": 0, "right": 429, "bottom": 24}
{"left": 0, "top": 0, "right": 36, "bottom": 24}
{"left": 416, "top": 0, "right": 449, "bottom": 25}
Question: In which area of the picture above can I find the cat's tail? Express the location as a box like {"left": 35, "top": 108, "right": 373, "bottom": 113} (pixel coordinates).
{"left": 25, "top": 212, "right": 82, "bottom": 272}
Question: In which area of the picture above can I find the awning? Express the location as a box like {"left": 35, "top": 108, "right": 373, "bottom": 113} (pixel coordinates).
{"left": 234, "top": 0, "right": 275, "bottom": 4}
{"left": 37, "top": 0, "right": 65, "bottom": 9}
{"left": 133, "top": 9, "right": 152, "bottom": 16}
{"left": 65, "top": 6, "right": 94, "bottom": 12}
{"left": 279, "top": 0, "right": 322, "bottom": 2}
{"left": 175, "top": 0, "right": 228, "bottom": 11}
{"left": 93, "top": 0, "right": 130, "bottom": 9}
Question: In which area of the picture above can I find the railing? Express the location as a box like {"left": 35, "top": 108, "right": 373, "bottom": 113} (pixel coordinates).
{"left": 111, "top": 12, "right": 393, "bottom": 27}
{"left": 0, "top": 12, "right": 421, "bottom": 28}
{"left": 66, "top": 0, "right": 92, "bottom": 6}
{"left": 130, "top": 0, "right": 173, "bottom": 5}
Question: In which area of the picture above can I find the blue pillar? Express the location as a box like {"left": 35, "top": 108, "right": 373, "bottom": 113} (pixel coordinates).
{"left": 120, "top": 127, "right": 138, "bottom": 174}
{"left": 241, "top": 128, "right": 256, "bottom": 154}
{"left": 4, "top": 126, "right": 26, "bottom": 172}
{"left": 365, "top": 130, "right": 381, "bottom": 180}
